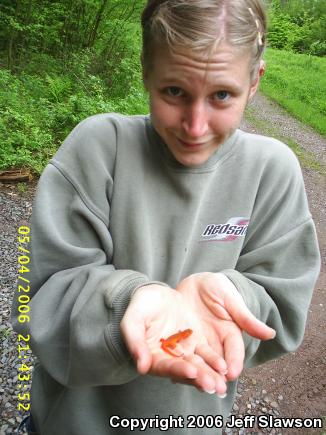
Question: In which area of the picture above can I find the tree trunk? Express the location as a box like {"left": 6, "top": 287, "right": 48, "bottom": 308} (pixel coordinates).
{"left": 87, "top": 0, "right": 109, "bottom": 48}
{"left": 18, "top": 0, "right": 33, "bottom": 66}
{"left": 0, "top": 169, "right": 32, "bottom": 183}
{"left": 60, "top": 0, "right": 74, "bottom": 52}
{"left": 100, "top": 1, "right": 137, "bottom": 62}
{"left": 7, "top": 0, "right": 21, "bottom": 70}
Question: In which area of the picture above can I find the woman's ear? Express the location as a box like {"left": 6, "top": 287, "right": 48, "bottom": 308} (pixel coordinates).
{"left": 248, "top": 59, "right": 266, "bottom": 101}
{"left": 259, "top": 59, "right": 266, "bottom": 77}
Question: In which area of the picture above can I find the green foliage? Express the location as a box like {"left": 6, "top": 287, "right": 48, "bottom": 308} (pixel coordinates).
{"left": 0, "top": 1, "right": 149, "bottom": 173}
{"left": 17, "top": 182, "right": 28, "bottom": 193}
{"left": 0, "top": 327, "right": 13, "bottom": 339}
{"left": 0, "top": 0, "right": 324, "bottom": 174}
{"left": 260, "top": 49, "right": 326, "bottom": 137}
{"left": 267, "top": 9, "right": 311, "bottom": 52}
{"left": 267, "top": 0, "right": 326, "bottom": 55}
{"left": 0, "top": 0, "right": 145, "bottom": 71}
{"left": 0, "top": 50, "right": 149, "bottom": 174}
{"left": 0, "top": 69, "right": 53, "bottom": 172}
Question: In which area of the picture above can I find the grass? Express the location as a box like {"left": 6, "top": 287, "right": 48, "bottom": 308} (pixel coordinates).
{"left": 0, "top": 326, "right": 13, "bottom": 339}
{"left": 260, "top": 48, "right": 326, "bottom": 137}
{"left": 245, "top": 106, "right": 326, "bottom": 175}
{"left": 17, "top": 182, "right": 28, "bottom": 194}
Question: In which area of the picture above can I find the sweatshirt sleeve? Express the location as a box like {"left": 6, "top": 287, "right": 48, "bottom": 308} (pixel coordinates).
{"left": 222, "top": 143, "right": 320, "bottom": 368}
{"left": 11, "top": 115, "right": 162, "bottom": 388}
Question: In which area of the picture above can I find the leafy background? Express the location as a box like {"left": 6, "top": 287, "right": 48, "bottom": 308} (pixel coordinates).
{"left": 0, "top": 0, "right": 325, "bottom": 174}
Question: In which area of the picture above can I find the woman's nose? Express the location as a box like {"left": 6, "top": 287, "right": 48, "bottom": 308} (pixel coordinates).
{"left": 181, "top": 101, "right": 209, "bottom": 139}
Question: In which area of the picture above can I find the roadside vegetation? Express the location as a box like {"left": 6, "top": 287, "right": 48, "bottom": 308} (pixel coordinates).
{"left": 245, "top": 106, "right": 326, "bottom": 176}
{"left": 261, "top": 49, "right": 326, "bottom": 137}
{"left": 0, "top": 0, "right": 325, "bottom": 174}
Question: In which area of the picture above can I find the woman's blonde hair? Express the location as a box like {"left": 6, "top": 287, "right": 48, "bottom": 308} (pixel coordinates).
{"left": 141, "top": 0, "right": 267, "bottom": 79}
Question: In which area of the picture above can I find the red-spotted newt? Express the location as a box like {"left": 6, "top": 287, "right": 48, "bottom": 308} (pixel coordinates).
{"left": 160, "top": 328, "right": 193, "bottom": 357}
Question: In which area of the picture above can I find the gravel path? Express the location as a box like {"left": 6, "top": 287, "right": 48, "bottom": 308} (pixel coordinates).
{"left": 243, "top": 93, "right": 326, "bottom": 167}
{"left": 1, "top": 92, "right": 325, "bottom": 435}
{"left": 0, "top": 188, "right": 34, "bottom": 435}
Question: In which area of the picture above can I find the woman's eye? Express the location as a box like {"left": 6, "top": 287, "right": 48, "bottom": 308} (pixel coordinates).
{"left": 214, "top": 90, "right": 230, "bottom": 101}
{"left": 166, "top": 87, "right": 183, "bottom": 97}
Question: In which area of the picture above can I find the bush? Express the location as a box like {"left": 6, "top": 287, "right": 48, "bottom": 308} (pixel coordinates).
{"left": 267, "top": 10, "right": 311, "bottom": 52}
{"left": 0, "top": 70, "right": 54, "bottom": 173}
{"left": 0, "top": 3, "right": 150, "bottom": 173}
{"left": 309, "top": 40, "right": 326, "bottom": 57}
{"left": 0, "top": 52, "right": 149, "bottom": 174}
{"left": 267, "top": 1, "right": 326, "bottom": 56}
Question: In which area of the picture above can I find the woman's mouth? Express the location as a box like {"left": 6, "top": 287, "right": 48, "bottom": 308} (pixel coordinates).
{"left": 178, "top": 138, "right": 206, "bottom": 148}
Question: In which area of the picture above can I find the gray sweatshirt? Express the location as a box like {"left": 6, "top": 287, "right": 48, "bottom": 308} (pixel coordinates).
{"left": 11, "top": 113, "right": 320, "bottom": 434}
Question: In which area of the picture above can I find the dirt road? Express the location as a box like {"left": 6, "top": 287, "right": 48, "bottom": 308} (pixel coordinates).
{"left": 229, "top": 93, "right": 326, "bottom": 435}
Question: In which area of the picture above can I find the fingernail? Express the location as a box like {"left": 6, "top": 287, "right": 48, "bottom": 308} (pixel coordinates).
{"left": 218, "top": 393, "right": 227, "bottom": 399}
{"left": 204, "top": 389, "right": 216, "bottom": 394}
{"left": 220, "top": 369, "right": 228, "bottom": 375}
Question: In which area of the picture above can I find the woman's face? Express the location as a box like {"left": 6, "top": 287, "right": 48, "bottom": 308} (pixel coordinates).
{"left": 143, "top": 43, "right": 262, "bottom": 167}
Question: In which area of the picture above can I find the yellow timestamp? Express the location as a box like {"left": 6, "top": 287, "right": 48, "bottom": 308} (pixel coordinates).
{"left": 16, "top": 225, "right": 32, "bottom": 412}
{"left": 17, "top": 226, "right": 31, "bottom": 323}
{"left": 17, "top": 335, "right": 32, "bottom": 411}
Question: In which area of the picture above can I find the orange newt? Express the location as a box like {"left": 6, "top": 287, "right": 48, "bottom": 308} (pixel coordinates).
{"left": 160, "top": 328, "right": 193, "bottom": 357}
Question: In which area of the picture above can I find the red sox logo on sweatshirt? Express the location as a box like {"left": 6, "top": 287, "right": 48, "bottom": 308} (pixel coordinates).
{"left": 200, "top": 217, "right": 249, "bottom": 242}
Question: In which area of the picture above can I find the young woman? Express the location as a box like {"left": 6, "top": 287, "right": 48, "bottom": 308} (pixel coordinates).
{"left": 13, "top": 1, "right": 320, "bottom": 434}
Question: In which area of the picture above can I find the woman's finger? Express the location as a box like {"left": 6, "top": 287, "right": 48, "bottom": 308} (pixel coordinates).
{"left": 194, "top": 342, "right": 227, "bottom": 375}
{"left": 183, "top": 354, "right": 227, "bottom": 395}
{"left": 211, "top": 275, "right": 276, "bottom": 341}
{"left": 151, "top": 353, "right": 198, "bottom": 380}
{"left": 226, "top": 295, "right": 276, "bottom": 341}
{"left": 222, "top": 328, "right": 245, "bottom": 381}
{"left": 151, "top": 351, "right": 227, "bottom": 395}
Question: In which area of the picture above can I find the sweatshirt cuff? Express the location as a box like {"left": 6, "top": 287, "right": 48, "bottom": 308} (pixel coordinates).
{"left": 104, "top": 272, "right": 169, "bottom": 363}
